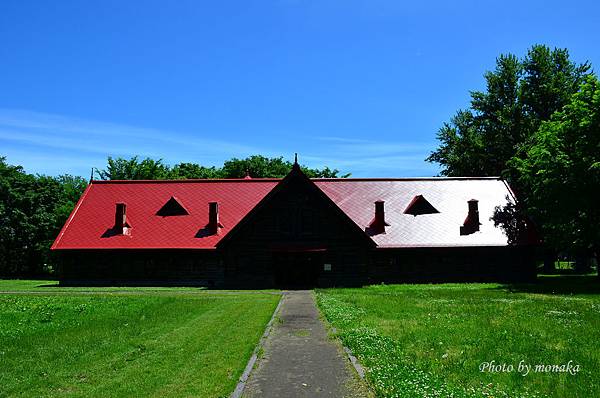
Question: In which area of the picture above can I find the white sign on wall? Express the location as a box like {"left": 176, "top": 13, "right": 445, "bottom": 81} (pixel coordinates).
{"left": 324, "top": 263, "right": 332, "bottom": 271}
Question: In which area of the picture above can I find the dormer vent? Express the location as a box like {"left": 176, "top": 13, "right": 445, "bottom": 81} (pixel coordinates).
{"left": 368, "top": 200, "right": 390, "bottom": 235}
{"left": 404, "top": 195, "right": 439, "bottom": 216}
{"left": 156, "top": 196, "right": 189, "bottom": 217}
{"left": 460, "top": 199, "right": 481, "bottom": 235}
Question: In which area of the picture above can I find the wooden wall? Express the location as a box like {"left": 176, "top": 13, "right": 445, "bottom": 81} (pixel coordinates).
{"left": 220, "top": 176, "right": 371, "bottom": 288}
{"left": 370, "top": 246, "right": 537, "bottom": 283}
{"left": 58, "top": 249, "right": 223, "bottom": 286}
{"left": 58, "top": 245, "right": 536, "bottom": 287}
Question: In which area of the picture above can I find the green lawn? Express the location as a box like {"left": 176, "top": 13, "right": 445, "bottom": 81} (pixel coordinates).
{"left": 0, "top": 280, "right": 280, "bottom": 397}
{"left": 317, "top": 276, "right": 600, "bottom": 398}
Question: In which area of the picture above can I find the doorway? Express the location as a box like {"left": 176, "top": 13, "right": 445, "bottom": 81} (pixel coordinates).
{"left": 272, "top": 252, "right": 322, "bottom": 288}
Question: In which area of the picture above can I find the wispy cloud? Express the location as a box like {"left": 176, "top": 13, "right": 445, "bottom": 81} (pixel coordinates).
{"left": 306, "top": 135, "right": 438, "bottom": 177}
{"left": 0, "top": 109, "right": 440, "bottom": 177}
{"left": 0, "top": 108, "right": 265, "bottom": 176}
{"left": 0, "top": 109, "right": 261, "bottom": 157}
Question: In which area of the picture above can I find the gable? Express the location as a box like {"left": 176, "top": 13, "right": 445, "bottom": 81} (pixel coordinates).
{"left": 217, "top": 166, "right": 375, "bottom": 250}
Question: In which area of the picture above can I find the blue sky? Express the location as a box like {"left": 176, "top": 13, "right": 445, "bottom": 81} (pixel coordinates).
{"left": 1, "top": 1, "right": 599, "bottom": 177}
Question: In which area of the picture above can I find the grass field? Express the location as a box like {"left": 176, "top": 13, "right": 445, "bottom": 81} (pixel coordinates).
{"left": 0, "top": 280, "right": 280, "bottom": 397}
{"left": 317, "top": 276, "right": 600, "bottom": 398}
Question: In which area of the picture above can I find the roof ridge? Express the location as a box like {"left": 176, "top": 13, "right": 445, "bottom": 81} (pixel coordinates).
{"left": 91, "top": 178, "right": 282, "bottom": 184}
{"left": 313, "top": 177, "right": 503, "bottom": 181}
{"left": 90, "top": 176, "right": 503, "bottom": 184}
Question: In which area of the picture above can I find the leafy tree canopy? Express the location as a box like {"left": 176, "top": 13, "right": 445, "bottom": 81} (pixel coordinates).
{"left": 428, "top": 45, "right": 591, "bottom": 177}
{"left": 96, "top": 156, "right": 171, "bottom": 180}
{"left": 0, "top": 157, "right": 87, "bottom": 277}
{"left": 510, "top": 75, "right": 600, "bottom": 253}
{"left": 96, "top": 155, "right": 349, "bottom": 180}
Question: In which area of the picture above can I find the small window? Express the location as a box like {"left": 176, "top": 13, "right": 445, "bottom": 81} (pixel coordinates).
{"left": 404, "top": 195, "right": 439, "bottom": 216}
{"left": 156, "top": 196, "right": 189, "bottom": 216}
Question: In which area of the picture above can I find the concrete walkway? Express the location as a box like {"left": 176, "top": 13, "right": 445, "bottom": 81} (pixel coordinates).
{"left": 243, "top": 291, "right": 371, "bottom": 398}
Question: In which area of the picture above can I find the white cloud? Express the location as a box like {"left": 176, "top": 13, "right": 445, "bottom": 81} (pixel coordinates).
{"left": 0, "top": 108, "right": 440, "bottom": 177}
{"left": 305, "top": 135, "right": 438, "bottom": 177}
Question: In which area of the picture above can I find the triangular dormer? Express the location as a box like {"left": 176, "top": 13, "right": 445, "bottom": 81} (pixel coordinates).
{"left": 404, "top": 195, "right": 439, "bottom": 216}
{"left": 156, "top": 196, "right": 189, "bottom": 217}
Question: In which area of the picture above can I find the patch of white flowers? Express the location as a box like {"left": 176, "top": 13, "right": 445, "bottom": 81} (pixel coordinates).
{"left": 316, "top": 293, "right": 544, "bottom": 398}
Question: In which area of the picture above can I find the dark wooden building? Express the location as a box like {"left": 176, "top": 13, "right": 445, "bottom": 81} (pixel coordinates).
{"left": 52, "top": 162, "right": 536, "bottom": 287}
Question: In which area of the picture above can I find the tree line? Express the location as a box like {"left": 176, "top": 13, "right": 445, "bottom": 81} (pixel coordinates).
{"left": 0, "top": 155, "right": 346, "bottom": 277}
{"left": 0, "top": 158, "right": 87, "bottom": 277}
{"left": 95, "top": 155, "right": 349, "bottom": 180}
{"left": 427, "top": 44, "right": 599, "bottom": 271}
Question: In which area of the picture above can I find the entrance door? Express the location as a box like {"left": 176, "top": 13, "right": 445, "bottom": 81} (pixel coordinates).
{"left": 273, "top": 252, "right": 321, "bottom": 288}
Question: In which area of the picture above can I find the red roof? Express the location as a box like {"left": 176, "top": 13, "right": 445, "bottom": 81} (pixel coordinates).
{"left": 52, "top": 177, "right": 516, "bottom": 250}
{"left": 52, "top": 179, "right": 278, "bottom": 249}
{"left": 315, "top": 178, "right": 514, "bottom": 247}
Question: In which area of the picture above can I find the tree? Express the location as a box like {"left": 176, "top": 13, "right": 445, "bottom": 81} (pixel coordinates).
{"left": 222, "top": 155, "right": 291, "bottom": 178}
{"left": 0, "top": 158, "right": 37, "bottom": 276}
{"left": 96, "top": 156, "right": 171, "bottom": 180}
{"left": 222, "top": 155, "right": 349, "bottom": 178}
{"left": 510, "top": 75, "right": 600, "bottom": 269}
{"left": 428, "top": 45, "right": 591, "bottom": 177}
{"left": 170, "top": 163, "right": 223, "bottom": 179}
{"left": 0, "top": 157, "right": 87, "bottom": 276}
{"left": 426, "top": 110, "right": 487, "bottom": 176}
{"left": 97, "top": 155, "right": 349, "bottom": 180}
{"left": 428, "top": 45, "right": 593, "bottom": 272}
{"left": 306, "top": 166, "right": 347, "bottom": 178}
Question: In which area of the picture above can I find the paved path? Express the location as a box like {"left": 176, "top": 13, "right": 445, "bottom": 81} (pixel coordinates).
{"left": 243, "top": 291, "right": 371, "bottom": 398}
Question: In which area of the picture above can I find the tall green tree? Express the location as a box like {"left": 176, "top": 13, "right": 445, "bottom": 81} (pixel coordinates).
{"left": 510, "top": 75, "right": 600, "bottom": 265}
{"left": 428, "top": 45, "right": 591, "bottom": 177}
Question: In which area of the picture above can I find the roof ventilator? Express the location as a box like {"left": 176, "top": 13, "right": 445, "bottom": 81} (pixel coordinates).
{"left": 367, "top": 200, "right": 390, "bottom": 235}
{"left": 460, "top": 199, "right": 481, "bottom": 235}
{"left": 113, "top": 202, "right": 131, "bottom": 235}
{"left": 207, "top": 202, "right": 224, "bottom": 235}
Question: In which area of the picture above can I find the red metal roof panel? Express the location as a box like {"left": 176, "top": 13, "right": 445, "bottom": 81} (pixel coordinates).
{"left": 52, "top": 177, "right": 514, "bottom": 250}
{"left": 315, "top": 179, "right": 513, "bottom": 247}
{"left": 52, "top": 180, "right": 278, "bottom": 249}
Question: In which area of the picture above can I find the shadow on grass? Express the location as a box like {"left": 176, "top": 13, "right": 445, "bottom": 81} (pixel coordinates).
{"left": 37, "top": 284, "right": 207, "bottom": 289}
{"left": 498, "top": 274, "right": 600, "bottom": 295}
